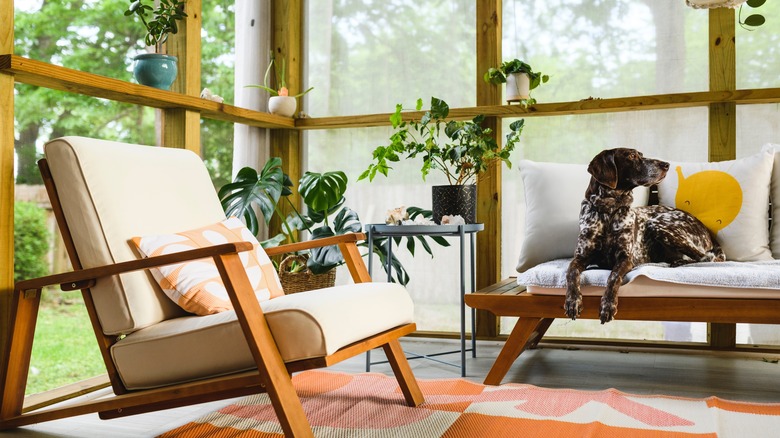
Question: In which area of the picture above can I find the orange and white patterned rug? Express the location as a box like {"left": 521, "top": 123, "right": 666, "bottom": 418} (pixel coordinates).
{"left": 161, "top": 370, "right": 780, "bottom": 437}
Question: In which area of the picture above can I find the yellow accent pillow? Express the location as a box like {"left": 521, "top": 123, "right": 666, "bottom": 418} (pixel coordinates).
{"left": 657, "top": 151, "right": 774, "bottom": 262}
{"left": 132, "top": 217, "right": 284, "bottom": 316}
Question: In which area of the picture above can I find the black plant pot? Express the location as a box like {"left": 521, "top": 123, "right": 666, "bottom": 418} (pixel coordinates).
{"left": 432, "top": 184, "right": 477, "bottom": 224}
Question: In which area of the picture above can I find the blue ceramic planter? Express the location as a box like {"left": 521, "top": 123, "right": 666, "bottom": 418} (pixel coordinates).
{"left": 132, "top": 53, "right": 178, "bottom": 90}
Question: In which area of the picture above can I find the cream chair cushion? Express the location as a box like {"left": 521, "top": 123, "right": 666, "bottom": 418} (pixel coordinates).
{"left": 111, "top": 282, "right": 414, "bottom": 389}
{"left": 45, "top": 137, "right": 227, "bottom": 334}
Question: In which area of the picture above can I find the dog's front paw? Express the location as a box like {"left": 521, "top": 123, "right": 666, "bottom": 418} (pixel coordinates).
{"left": 599, "top": 296, "right": 617, "bottom": 324}
{"left": 564, "top": 295, "right": 582, "bottom": 320}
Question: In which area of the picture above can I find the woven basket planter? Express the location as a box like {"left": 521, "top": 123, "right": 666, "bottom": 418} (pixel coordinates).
{"left": 278, "top": 254, "right": 336, "bottom": 294}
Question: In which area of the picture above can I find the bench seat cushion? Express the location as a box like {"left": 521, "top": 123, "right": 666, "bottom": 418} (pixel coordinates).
{"left": 519, "top": 258, "right": 780, "bottom": 299}
{"left": 111, "top": 282, "right": 413, "bottom": 390}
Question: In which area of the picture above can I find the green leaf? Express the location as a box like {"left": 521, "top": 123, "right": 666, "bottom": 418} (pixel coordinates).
{"left": 416, "top": 235, "right": 433, "bottom": 256}
{"left": 743, "top": 14, "right": 766, "bottom": 27}
{"left": 406, "top": 236, "right": 415, "bottom": 256}
{"left": 218, "top": 159, "right": 285, "bottom": 235}
{"left": 333, "top": 207, "right": 362, "bottom": 234}
{"left": 430, "top": 97, "right": 449, "bottom": 119}
{"left": 430, "top": 236, "right": 450, "bottom": 247}
{"left": 407, "top": 206, "right": 431, "bottom": 220}
{"left": 357, "top": 169, "right": 371, "bottom": 181}
{"left": 260, "top": 233, "right": 287, "bottom": 248}
{"left": 509, "top": 119, "right": 525, "bottom": 132}
{"left": 299, "top": 171, "right": 348, "bottom": 214}
{"left": 307, "top": 226, "right": 341, "bottom": 273}
{"left": 390, "top": 103, "right": 403, "bottom": 127}
{"left": 415, "top": 98, "right": 424, "bottom": 111}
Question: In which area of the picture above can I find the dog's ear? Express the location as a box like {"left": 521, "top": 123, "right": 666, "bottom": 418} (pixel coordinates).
{"left": 588, "top": 149, "right": 618, "bottom": 189}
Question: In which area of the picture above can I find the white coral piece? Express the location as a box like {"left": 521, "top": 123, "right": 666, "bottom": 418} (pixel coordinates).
{"left": 441, "top": 215, "right": 466, "bottom": 225}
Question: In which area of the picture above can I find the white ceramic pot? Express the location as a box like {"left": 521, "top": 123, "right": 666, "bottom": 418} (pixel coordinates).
{"left": 505, "top": 72, "right": 531, "bottom": 103}
{"left": 268, "top": 96, "right": 297, "bottom": 117}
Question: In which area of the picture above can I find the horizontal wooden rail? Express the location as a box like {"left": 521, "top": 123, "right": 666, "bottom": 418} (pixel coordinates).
{"left": 0, "top": 55, "right": 294, "bottom": 129}
{"left": 4, "top": 55, "right": 780, "bottom": 132}
{"left": 296, "top": 87, "right": 780, "bottom": 130}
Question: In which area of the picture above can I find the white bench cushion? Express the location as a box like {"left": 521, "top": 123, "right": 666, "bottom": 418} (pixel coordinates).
{"left": 519, "top": 258, "right": 780, "bottom": 299}
{"left": 110, "top": 282, "right": 413, "bottom": 390}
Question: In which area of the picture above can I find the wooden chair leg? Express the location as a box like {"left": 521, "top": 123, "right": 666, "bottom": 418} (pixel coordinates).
{"left": 484, "top": 317, "right": 544, "bottom": 386}
{"left": 382, "top": 339, "right": 424, "bottom": 407}
{"left": 1, "top": 288, "right": 41, "bottom": 421}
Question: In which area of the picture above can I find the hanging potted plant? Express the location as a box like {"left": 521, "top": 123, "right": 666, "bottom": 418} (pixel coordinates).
{"left": 245, "top": 53, "right": 314, "bottom": 118}
{"left": 359, "top": 97, "right": 525, "bottom": 224}
{"left": 685, "top": 0, "right": 767, "bottom": 30}
{"left": 124, "top": 0, "right": 188, "bottom": 90}
{"left": 483, "top": 59, "right": 549, "bottom": 105}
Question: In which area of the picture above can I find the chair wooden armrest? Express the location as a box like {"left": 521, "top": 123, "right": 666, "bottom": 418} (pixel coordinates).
{"left": 263, "top": 232, "right": 365, "bottom": 256}
{"left": 14, "top": 242, "right": 254, "bottom": 295}
{"left": 264, "top": 233, "right": 371, "bottom": 283}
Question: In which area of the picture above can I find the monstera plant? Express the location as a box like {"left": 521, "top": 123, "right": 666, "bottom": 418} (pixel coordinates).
{"left": 219, "top": 158, "right": 359, "bottom": 274}
{"left": 218, "top": 158, "right": 447, "bottom": 282}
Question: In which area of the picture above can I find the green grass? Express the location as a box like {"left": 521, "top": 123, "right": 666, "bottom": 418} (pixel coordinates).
{"left": 26, "top": 290, "right": 105, "bottom": 395}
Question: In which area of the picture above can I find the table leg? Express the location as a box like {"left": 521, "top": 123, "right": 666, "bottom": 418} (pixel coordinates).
{"left": 470, "top": 231, "right": 476, "bottom": 358}
{"left": 459, "top": 225, "right": 466, "bottom": 377}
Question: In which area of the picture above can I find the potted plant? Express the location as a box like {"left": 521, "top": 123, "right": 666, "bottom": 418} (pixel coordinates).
{"left": 124, "top": 0, "right": 188, "bottom": 90}
{"left": 483, "top": 59, "right": 549, "bottom": 105}
{"left": 218, "top": 158, "right": 447, "bottom": 287}
{"left": 359, "top": 97, "right": 525, "bottom": 224}
{"left": 246, "top": 53, "right": 314, "bottom": 117}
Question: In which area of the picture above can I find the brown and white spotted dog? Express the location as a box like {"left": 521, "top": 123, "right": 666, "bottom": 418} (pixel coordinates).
{"left": 564, "top": 148, "right": 726, "bottom": 324}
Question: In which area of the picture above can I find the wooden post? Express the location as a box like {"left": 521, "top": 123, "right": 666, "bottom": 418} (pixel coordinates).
{"left": 708, "top": 7, "right": 737, "bottom": 348}
{"left": 270, "top": 0, "right": 303, "bottom": 239}
{"left": 162, "top": 0, "right": 201, "bottom": 152}
{"left": 709, "top": 7, "right": 736, "bottom": 162}
{"left": 0, "top": 0, "right": 15, "bottom": 384}
{"left": 474, "top": 0, "right": 502, "bottom": 339}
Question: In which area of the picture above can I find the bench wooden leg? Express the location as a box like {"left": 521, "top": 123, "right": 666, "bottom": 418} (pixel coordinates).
{"left": 484, "top": 317, "right": 550, "bottom": 386}
{"left": 529, "top": 318, "right": 554, "bottom": 348}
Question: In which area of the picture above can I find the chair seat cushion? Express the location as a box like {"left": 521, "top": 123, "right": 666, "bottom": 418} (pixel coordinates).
{"left": 110, "top": 282, "right": 413, "bottom": 390}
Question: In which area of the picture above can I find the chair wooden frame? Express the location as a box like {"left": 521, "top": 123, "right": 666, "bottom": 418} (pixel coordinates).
{"left": 0, "top": 159, "right": 424, "bottom": 437}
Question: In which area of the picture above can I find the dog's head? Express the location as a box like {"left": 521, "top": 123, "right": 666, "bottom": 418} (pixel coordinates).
{"left": 587, "top": 148, "right": 669, "bottom": 191}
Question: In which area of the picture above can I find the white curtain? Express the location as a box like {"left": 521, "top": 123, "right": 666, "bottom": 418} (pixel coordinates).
{"left": 233, "top": 0, "right": 271, "bottom": 179}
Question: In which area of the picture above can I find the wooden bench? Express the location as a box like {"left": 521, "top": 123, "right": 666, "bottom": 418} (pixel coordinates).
{"left": 466, "top": 277, "right": 780, "bottom": 385}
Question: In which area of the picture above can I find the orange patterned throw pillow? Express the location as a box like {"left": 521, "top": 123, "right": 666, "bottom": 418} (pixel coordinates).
{"left": 131, "top": 217, "right": 284, "bottom": 315}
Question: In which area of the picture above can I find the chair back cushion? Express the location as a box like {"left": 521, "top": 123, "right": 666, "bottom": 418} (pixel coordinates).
{"left": 45, "top": 137, "right": 227, "bottom": 335}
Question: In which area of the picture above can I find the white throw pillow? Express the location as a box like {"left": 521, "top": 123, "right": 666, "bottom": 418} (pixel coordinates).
{"left": 763, "top": 143, "right": 780, "bottom": 258}
{"left": 515, "top": 160, "right": 649, "bottom": 273}
{"left": 656, "top": 151, "right": 774, "bottom": 262}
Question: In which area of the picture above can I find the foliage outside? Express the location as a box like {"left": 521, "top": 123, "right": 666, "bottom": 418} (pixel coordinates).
{"left": 14, "top": 202, "right": 50, "bottom": 282}
{"left": 27, "top": 291, "right": 104, "bottom": 395}
{"left": 359, "top": 97, "right": 525, "bottom": 186}
{"left": 13, "top": 0, "right": 235, "bottom": 189}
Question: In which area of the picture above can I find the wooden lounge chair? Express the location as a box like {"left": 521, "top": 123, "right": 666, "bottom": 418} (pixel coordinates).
{"left": 0, "top": 137, "right": 423, "bottom": 437}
